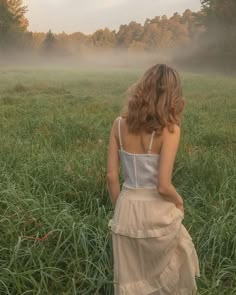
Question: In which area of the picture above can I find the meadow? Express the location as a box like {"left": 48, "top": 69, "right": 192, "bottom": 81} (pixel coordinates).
{"left": 0, "top": 66, "right": 235, "bottom": 294}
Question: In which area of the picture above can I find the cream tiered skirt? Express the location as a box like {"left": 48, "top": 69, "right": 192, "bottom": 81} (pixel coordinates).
{"left": 108, "top": 185, "right": 200, "bottom": 295}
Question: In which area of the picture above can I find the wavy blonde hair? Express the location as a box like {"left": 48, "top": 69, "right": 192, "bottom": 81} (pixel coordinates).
{"left": 121, "top": 64, "right": 185, "bottom": 135}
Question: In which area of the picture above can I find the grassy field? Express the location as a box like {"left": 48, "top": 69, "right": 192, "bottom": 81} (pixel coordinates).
{"left": 0, "top": 67, "right": 235, "bottom": 294}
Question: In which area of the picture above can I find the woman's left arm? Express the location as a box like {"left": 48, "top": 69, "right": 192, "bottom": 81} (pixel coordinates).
{"left": 106, "top": 118, "right": 121, "bottom": 209}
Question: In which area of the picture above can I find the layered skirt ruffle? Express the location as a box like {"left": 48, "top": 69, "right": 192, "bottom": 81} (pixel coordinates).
{"left": 108, "top": 186, "right": 200, "bottom": 295}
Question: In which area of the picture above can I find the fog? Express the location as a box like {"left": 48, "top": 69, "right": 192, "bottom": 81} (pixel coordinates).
{"left": 0, "top": 48, "right": 175, "bottom": 70}
{"left": 0, "top": 36, "right": 235, "bottom": 75}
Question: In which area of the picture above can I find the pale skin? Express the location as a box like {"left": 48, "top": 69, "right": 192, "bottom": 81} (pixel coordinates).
{"left": 106, "top": 117, "right": 184, "bottom": 214}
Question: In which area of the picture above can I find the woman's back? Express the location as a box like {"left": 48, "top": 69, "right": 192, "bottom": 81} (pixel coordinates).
{"left": 116, "top": 116, "right": 163, "bottom": 155}
{"left": 117, "top": 116, "right": 161, "bottom": 189}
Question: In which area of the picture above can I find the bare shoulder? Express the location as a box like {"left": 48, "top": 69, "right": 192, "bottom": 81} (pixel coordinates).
{"left": 113, "top": 116, "right": 122, "bottom": 125}
{"left": 111, "top": 116, "right": 122, "bottom": 137}
{"left": 162, "top": 124, "right": 181, "bottom": 138}
{"left": 112, "top": 116, "right": 121, "bottom": 128}
{"left": 114, "top": 116, "right": 121, "bottom": 121}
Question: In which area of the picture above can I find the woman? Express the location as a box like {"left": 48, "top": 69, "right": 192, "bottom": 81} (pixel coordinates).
{"left": 106, "top": 64, "right": 200, "bottom": 294}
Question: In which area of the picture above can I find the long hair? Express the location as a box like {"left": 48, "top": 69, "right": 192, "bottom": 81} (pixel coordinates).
{"left": 121, "top": 64, "right": 185, "bottom": 135}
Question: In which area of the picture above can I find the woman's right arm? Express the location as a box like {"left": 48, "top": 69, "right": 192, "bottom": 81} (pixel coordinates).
{"left": 157, "top": 124, "right": 184, "bottom": 210}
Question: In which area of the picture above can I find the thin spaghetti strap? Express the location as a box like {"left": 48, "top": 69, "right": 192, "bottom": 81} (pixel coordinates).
{"left": 147, "top": 130, "right": 155, "bottom": 153}
{"left": 118, "top": 116, "right": 123, "bottom": 150}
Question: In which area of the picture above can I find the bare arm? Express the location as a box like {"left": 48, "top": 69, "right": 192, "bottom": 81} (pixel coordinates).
{"left": 157, "top": 124, "right": 184, "bottom": 209}
{"left": 106, "top": 118, "right": 120, "bottom": 209}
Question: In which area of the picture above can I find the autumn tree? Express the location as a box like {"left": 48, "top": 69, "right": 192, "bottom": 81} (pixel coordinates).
{"left": 142, "top": 22, "right": 161, "bottom": 50}
{"left": 8, "top": 0, "right": 28, "bottom": 30}
{"left": 0, "top": 0, "right": 18, "bottom": 47}
{"left": 70, "top": 32, "right": 89, "bottom": 53}
{"left": 200, "top": 0, "right": 236, "bottom": 26}
{"left": 32, "top": 32, "right": 46, "bottom": 49}
{"left": 90, "top": 28, "right": 116, "bottom": 49}
{"left": 116, "top": 21, "right": 143, "bottom": 48}
{"left": 0, "top": 0, "right": 30, "bottom": 49}
{"left": 156, "top": 15, "right": 173, "bottom": 48}
{"left": 169, "top": 12, "right": 189, "bottom": 46}
{"left": 199, "top": 0, "right": 236, "bottom": 66}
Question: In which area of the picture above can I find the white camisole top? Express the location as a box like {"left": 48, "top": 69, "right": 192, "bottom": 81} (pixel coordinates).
{"left": 118, "top": 116, "right": 160, "bottom": 189}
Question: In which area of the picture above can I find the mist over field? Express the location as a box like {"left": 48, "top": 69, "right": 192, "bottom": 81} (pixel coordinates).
{"left": 0, "top": 48, "right": 167, "bottom": 67}
{"left": 0, "top": 46, "right": 232, "bottom": 75}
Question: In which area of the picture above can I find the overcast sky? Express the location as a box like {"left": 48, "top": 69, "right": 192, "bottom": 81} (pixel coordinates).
{"left": 25, "top": 0, "right": 202, "bottom": 34}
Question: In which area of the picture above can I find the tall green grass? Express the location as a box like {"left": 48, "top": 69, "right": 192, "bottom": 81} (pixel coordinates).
{"left": 0, "top": 68, "right": 235, "bottom": 294}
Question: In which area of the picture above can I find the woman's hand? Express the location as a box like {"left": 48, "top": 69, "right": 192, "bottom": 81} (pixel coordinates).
{"left": 176, "top": 202, "right": 184, "bottom": 215}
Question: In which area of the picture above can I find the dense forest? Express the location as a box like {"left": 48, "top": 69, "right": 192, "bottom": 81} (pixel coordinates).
{"left": 0, "top": 0, "right": 235, "bottom": 69}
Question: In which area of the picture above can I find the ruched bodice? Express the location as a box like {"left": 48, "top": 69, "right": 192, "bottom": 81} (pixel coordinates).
{"left": 119, "top": 149, "right": 159, "bottom": 189}
{"left": 117, "top": 116, "right": 160, "bottom": 189}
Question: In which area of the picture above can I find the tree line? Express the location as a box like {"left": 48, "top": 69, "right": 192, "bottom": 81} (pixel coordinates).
{"left": 19, "top": 10, "right": 203, "bottom": 54}
{"left": 0, "top": 0, "right": 235, "bottom": 68}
